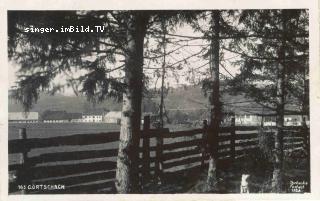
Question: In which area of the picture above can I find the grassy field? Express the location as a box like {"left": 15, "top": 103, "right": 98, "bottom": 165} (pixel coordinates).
{"left": 9, "top": 122, "right": 120, "bottom": 139}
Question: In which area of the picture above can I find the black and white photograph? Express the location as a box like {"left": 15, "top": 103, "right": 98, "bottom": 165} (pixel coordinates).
{"left": 2, "top": 1, "right": 319, "bottom": 199}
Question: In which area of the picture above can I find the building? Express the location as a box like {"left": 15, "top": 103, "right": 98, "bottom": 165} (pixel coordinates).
{"left": 225, "top": 113, "right": 308, "bottom": 127}
{"left": 68, "top": 113, "right": 83, "bottom": 123}
{"left": 264, "top": 114, "right": 309, "bottom": 126}
{"left": 82, "top": 111, "right": 105, "bottom": 123}
{"left": 221, "top": 94, "right": 308, "bottom": 126}
{"left": 9, "top": 112, "right": 39, "bottom": 123}
{"left": 263, "top": 116, "right": 276, "bottom": 126}
{"left": 42, "top": 110, "right": 69, "bottom": 123}
{"left": 104, "top": 111, "right": 121, "bottom": 124}
{"left": 235, "top": 114, "right": 263, "bottom": 126}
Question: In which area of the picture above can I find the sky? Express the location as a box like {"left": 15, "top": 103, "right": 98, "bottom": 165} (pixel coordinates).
{"left": 8, "top": 13, "right": 241, "bottom": 96}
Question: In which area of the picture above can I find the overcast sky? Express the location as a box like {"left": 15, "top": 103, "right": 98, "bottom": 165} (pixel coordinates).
{"left": 8, "top": 17, "right": 240, "bottom": 96}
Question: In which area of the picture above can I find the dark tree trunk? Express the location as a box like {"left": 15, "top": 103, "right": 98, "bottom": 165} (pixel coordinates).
{"left": 271, "top": 10, "right": 286, "bottom": 193}
{"left": 206, "top": 10, "right": 221, "bottom": 192}
{"left": 272, "top": 62, "right": 285, "bottom": 193}
{"left": 302, "top": 61, "right": 308, "bottom": 115}
{"left": 159, "top": 23, "right": 167, "bottom": 128}
{"left": 154, "top": 22, "right": 167, "bottom": 183}
{"left": 115, "top": 12, "right": 149, "bottom": 193}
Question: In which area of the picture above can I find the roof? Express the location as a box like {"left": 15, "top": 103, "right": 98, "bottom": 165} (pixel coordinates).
{"left": 104, "top": 111, "right": 122, "bottom": 118}
{"left": 83, "top": 109, "right": 106, "bottom": 116}
{"left": 221, "top": 93, "right": 302, "bottom": 116}
{"left": 42, "top": 110, "right": 69, "bottom": 120}
{"left": 68, "top": 113, "right": 82, "bottom": 119}
{"left": 9, "top": 112, "right": 39, "bottom": 120}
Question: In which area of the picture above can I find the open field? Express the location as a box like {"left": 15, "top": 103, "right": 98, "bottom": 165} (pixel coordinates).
{"left": 9, "top": 123, "right": 120, "bottom": 140}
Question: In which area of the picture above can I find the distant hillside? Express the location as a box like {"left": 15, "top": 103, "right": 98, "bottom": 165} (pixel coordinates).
{"left": 8, "top": 86, "right": 210, "bottom": 114}
{"left": 9, "top": 85, "right": 297, "bottom": 116}
{"left": 8, "top": 93, "right": 122, "bottom": 114}
{"left": 165, "top": 85, "right": 207, "bottom": 109}
{"left": 162, "top": 85, "right": 249, "bottom": 111}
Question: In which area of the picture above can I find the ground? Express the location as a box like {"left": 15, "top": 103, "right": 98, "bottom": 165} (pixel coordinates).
{"left": 142, "top": 149, "right": 309, "bottom": 194}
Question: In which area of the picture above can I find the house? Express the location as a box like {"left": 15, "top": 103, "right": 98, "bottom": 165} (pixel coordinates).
{"left": 82, "top": 111, "right": 105, "bottom": 123}
{"left": 262, "top": 116, "right": 276, "bottom": 126}
{"left": 235, "top": 114, "right": 263, "bottom": 126}
{"left": 68, "top": 113, "right": 83, "bottom": 123}
{"left": 9, "top": 112, "right": 39, "bottom": 123}
{"left": 221, "top": 94, "right": 308, "bottom": 126}
{"left": 104, "top": 111, "right": 121, "bottom": 124}
{"left": 42, "top": 110, "right": 69, "bottom": 123}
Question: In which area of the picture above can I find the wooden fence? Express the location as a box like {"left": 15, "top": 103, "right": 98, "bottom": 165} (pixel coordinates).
{"left": 9, "top": 116, "right": 309, "bottom": 194}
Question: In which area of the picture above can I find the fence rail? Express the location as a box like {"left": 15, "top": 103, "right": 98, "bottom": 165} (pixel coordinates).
{"left": 9, "top": 117, "right": 309, "bottom": 194}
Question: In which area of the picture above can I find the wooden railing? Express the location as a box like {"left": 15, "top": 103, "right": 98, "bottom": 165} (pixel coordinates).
{"left": 9, "top": 116, "right": 309, "bottom": 194}
{"left": 9, "top": 129, "right": 120, "bottom": 194}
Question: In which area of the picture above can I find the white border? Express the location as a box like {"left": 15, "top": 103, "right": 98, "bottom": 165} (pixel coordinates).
{"left": 1, "top": 0, "right": 319, "bottom": 201}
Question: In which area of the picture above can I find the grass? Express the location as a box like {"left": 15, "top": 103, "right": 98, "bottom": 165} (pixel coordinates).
{"left": 9, "top": 122, "right": 120, "bottom": 139}
{"left": 184, "top": 149, "right": 309, "bottom": 194}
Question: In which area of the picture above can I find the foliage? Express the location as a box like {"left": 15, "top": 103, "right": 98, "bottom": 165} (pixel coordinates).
{"left": 8, "top": 11, "right": 127, "bottom": 111}
{"left": 8, "top": 11, "right": 203, "bottom": 112}
{"left": 226, "top": 10, "right": 309, "bottom": 111}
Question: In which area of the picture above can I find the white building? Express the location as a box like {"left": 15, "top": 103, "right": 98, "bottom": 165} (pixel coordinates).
{"left": 223, "top": 113, "right": 308, "bottom": 127}
{"left": 104, "top": 111, "right": 121, "bottom": 124}
{"left": 235, "top": 114, "right": 262, "bottom": 126}
{"left": 9, "top": 112, "right": 39, "bottom": 123}
{"left": 82, "top": 111, "right": 104, "bottom": 123}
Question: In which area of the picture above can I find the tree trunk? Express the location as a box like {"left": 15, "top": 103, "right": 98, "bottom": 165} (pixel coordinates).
{"left": 272, "top": 62, "right": 285, "bottom": 193}
{"left": 159, "top": 22, "right": 167, "bottom": 128}
{"left": 271, "top": 10, "right": 286, "bottom": 193}
{"left": 116, "top": 12, "right": 149, "bottom": 193}
{"left": 302, "top": 60, "right": 308, "bottom": 115}
{"left": 206, "top": 10, "right": 221, "bottom": 192}
{"left": 154, "top": 22, "right": 167, "bottom": 183}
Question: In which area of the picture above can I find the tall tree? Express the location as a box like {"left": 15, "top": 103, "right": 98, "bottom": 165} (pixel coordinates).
{"left": 272, "top": 11, "right": 287, "bottom": 192}
{"left": 8, "top": 10, "right": 201, "bottom": 193}
{"left": 205, "top": 10, "right": 221, "bottom": 191}
{"left": 226, "top": 9, "right": 309, "bottom": 192}
{"left": 115, "top": 12, "right": 150, "bottom": 193}
{"left": 8, "top": 11, "right": 149, "bottom": 193}
{"left": 192, "top": 10, "right": 240, "bottom": 192}
{"left": 159, "top": 20, "right": 167, "bottom": 128}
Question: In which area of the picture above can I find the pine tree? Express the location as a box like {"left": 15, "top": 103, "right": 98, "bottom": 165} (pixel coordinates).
{"left": 8, "top": 10, "right": 200, "bottom": 193}
{"left": 226, "top": 9, "right": 309, "bottom": 192}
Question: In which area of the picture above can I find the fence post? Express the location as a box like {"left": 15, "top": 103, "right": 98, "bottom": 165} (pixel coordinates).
{"left": 230, "top": 117, "right": 236, "bottom": 160}
{"left": 142, "top": 116, "right": 151, "bottom": 186}
{"left": 155, "top": 128, "right": 165, "bottom": 184}
{"left": 17, "top": 128, "right": 30, "bottom": 194}
{"left": 301, "top": 116, "right": 310, "bottom": 192}
{"left": 201, "top": 120, "right": 208, "bottom": 168}
{"left": 260, "top": 115, "right": 264, "bottom": 127}
{"left": 302, "top": 116, "right": 309, "bottom": 154}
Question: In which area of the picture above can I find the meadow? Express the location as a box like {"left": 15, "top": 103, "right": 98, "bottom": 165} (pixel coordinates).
{"left": 9, "top": 122, "right": 121, "bottom": 140}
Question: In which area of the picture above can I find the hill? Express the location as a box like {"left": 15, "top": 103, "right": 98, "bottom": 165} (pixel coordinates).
{"left": 9, "top": 85, "right": 298, "bottom": 116}
{"left": 8, "top": 93, "right": 122, "bottom": 114}
{"left": 8, "top": 86, "right": 210, "bottom": 114}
